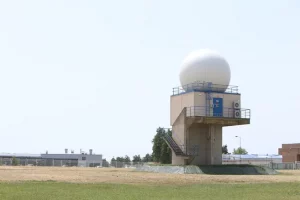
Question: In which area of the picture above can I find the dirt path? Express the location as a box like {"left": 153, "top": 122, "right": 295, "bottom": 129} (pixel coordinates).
{"left": 0, "top": 166, "right": 299, "bottom": 185}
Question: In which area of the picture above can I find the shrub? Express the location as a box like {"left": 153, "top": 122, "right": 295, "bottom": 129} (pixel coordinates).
{"left": 12, "top": 157, "right": 19, "bottom": 166}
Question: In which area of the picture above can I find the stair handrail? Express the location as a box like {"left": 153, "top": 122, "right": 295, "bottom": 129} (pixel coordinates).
{"left": 162, "top": 132, "right": 185, "bottom": 155}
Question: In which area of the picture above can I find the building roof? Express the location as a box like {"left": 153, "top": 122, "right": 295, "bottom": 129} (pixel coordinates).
{"left": 0, "top": 153, "right": 41, "bottom": 158}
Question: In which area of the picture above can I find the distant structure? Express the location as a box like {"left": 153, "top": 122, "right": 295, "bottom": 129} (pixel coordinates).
{"left": 0, "top": 149, "right": 102, "bottom": 167}
{"left": 164, "top": 49, "right": 251, "bottom": 165}
{"left": 278, "top": 143, "right": 300, "bottom": 163}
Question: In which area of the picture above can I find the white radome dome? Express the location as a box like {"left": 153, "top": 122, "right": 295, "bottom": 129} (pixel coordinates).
{"left": 179, "top": 49, "right": 231, "bottom": 92}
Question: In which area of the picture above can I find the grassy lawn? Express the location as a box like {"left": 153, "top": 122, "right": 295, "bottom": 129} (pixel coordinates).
{"left": 0, "top": 181, "right": 300, "bottom": 200}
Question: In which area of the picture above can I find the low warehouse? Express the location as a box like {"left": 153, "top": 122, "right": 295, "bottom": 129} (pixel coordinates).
{"left": 0, "top": 149, "right": 102, "bottom": 167}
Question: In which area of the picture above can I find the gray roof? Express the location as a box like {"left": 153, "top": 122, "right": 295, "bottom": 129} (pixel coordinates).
{"left": 0, "top": 153, "right": 41, "bottom": 158}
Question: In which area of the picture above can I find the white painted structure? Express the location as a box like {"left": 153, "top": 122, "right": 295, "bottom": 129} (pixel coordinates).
{"left": 180, "top": 49, "right": 231, "bottom": 92}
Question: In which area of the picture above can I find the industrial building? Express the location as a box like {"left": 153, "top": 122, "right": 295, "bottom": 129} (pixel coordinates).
{"left": 278, "top": 143, "right": 300, "bottom": 163}
{"left": 0, "top": 149, "right": 102, "bottom": 167}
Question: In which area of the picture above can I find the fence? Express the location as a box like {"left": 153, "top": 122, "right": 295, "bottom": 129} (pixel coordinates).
{"left": 1, "top": 157, "right": 300, "bottom": 170}
{"left": 263, "top": 162, "right": 300, "bottom": 170}
{"left": 109, "top": 161, "right": 144, "bottom": 168}
{"left": 222, "top": 158, "right": 282, "bottom": 165}
{"left": 0, "top": 157, "right": 144, "bottom": 168}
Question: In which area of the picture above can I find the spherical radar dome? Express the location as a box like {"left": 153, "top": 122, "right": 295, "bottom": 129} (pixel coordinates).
{"left": 179, "top": 49, "right": 231, "bottom": 92}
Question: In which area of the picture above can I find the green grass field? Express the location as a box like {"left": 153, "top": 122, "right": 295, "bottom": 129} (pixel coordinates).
{"left": 0, "top": 181, "right": 300, "bottom": 200}
{"left": 1, "top": 166, "right": 300, "bottom": 200}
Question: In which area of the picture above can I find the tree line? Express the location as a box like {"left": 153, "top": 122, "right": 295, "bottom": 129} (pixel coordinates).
{"left": 109, "top": 154, "right": 153, "bottom": 163}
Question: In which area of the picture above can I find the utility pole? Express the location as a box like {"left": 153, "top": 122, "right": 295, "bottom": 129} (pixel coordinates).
{"left": 235, "top": 136, "right": 241, "bottom": 164}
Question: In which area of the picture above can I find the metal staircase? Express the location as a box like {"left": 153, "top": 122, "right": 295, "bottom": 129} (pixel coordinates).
{"left": 162, "top": 133, "right": 185, "bottom": 156}
{"left": 162, "top": 132, "right": 200, "bottom": 164}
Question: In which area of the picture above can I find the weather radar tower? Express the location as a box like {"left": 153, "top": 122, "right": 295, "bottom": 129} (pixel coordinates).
{"left": 164, "top": 49, "right": 251, "bottom": 165}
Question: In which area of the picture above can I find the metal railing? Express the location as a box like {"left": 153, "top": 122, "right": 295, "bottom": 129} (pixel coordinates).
{"left": 162, "top": 133, "right": 199, "bottom": 156}
{"left": 186, "top": 106, "right": 251, "bottom": 119}
{"left": 177, "top": 145, "right": 199, "bottom": 156}
{"left": 109, "top": 161, "right": 145, "bottom": 168}
{"left": 172, "top": 82, "right": 239, "bottom": 95}
{"left": 162, "top": 133, "right": 185, "bottom": 156}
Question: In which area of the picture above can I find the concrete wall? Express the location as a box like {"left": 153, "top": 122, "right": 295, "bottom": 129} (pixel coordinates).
{"left": 171, "top": 123, "right": 223, "bottom": 165}
{"left": 170, "top": 93, "right": 194, "bottom": 125}
{"left": 210, "top": 93, "right": 241, "bottom": 108}
{"left": 210, "top": 93, "right": 240, "bottom": 118}
{"left": 188, "top": 124, "right": 222, "bottom": 165}
{"left": 171, "top": 92, "right": 241, "bottom": 125}
{"left": 172, "top": 110, "right": 186, "bottom": 146}
{"left": 171, "top": 110, "right": 187, "bottom": 165}
{"left": 210, "top": 125, "right": 222, "bottom": 165}
{"left": 171, "top": 152, "right": 186, "bottom": 165}
{"left": 188, "top": 124, "right": 208, "bottom": 165}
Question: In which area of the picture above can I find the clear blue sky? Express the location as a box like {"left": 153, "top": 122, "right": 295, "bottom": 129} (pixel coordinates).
{"left": 0, "top": 0, "right": 299, "bottom": 160}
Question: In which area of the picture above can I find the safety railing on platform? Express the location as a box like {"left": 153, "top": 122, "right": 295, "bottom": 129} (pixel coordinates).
{"left": 186, "top": 106, "right": 251, "bottom": 119}
{"left": 172, "top": 82, "right": 239, "bottom": 95}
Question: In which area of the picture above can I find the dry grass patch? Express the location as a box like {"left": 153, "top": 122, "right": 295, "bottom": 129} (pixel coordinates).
{"left": 0, "top": 166, "right": 300, "bottom": 185}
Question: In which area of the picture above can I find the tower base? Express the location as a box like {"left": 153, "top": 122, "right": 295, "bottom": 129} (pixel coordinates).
{"left": 171, "top": 123, "right": 222, "bottom": 166}
{"left": 136, "top": 164, "right": 278, "bottom": 175}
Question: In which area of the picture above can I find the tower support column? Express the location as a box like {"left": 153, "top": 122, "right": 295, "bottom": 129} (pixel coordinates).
{"left": 186, "top": 124, "right": 222, "bottom": 165}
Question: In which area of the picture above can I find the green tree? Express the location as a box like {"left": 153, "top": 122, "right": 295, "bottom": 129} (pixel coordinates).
{"left": 110, "top": 157, "right": 116, "bottom": 167}
{"left": 115, "top": 157, "right": 125, "bottom": 168}
{"left": 12, "top": 157, "right": 19, "bottom": 166}
{"left": 160, "top": 141, "right": 171, "bottom": 164}
{"left": 233, "top": 147, "right": 248, "bottom": 155}
{"left": 102, "top": 159, "right": 109, "bottom": 167}
{"left": 142, "top": 153, "right": 153, "bottom": 162}
{"left": 116, "top": 157, "right": 124, "bottom": 162}
{"left": 222, "top": 145, "right": 229, "bottom": 154}
{"left": 124, "top": 155, "right": 131, "bottom": 163}
{"left": 152, "top": 127, "right": 172, "bottom": 164}
{"left": 132, "top": 155, "right": 142, "bottom": 162}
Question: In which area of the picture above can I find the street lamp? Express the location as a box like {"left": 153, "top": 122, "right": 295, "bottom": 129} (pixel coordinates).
{"left": 235, "top": 136, "right": 241, "bottom": 164}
